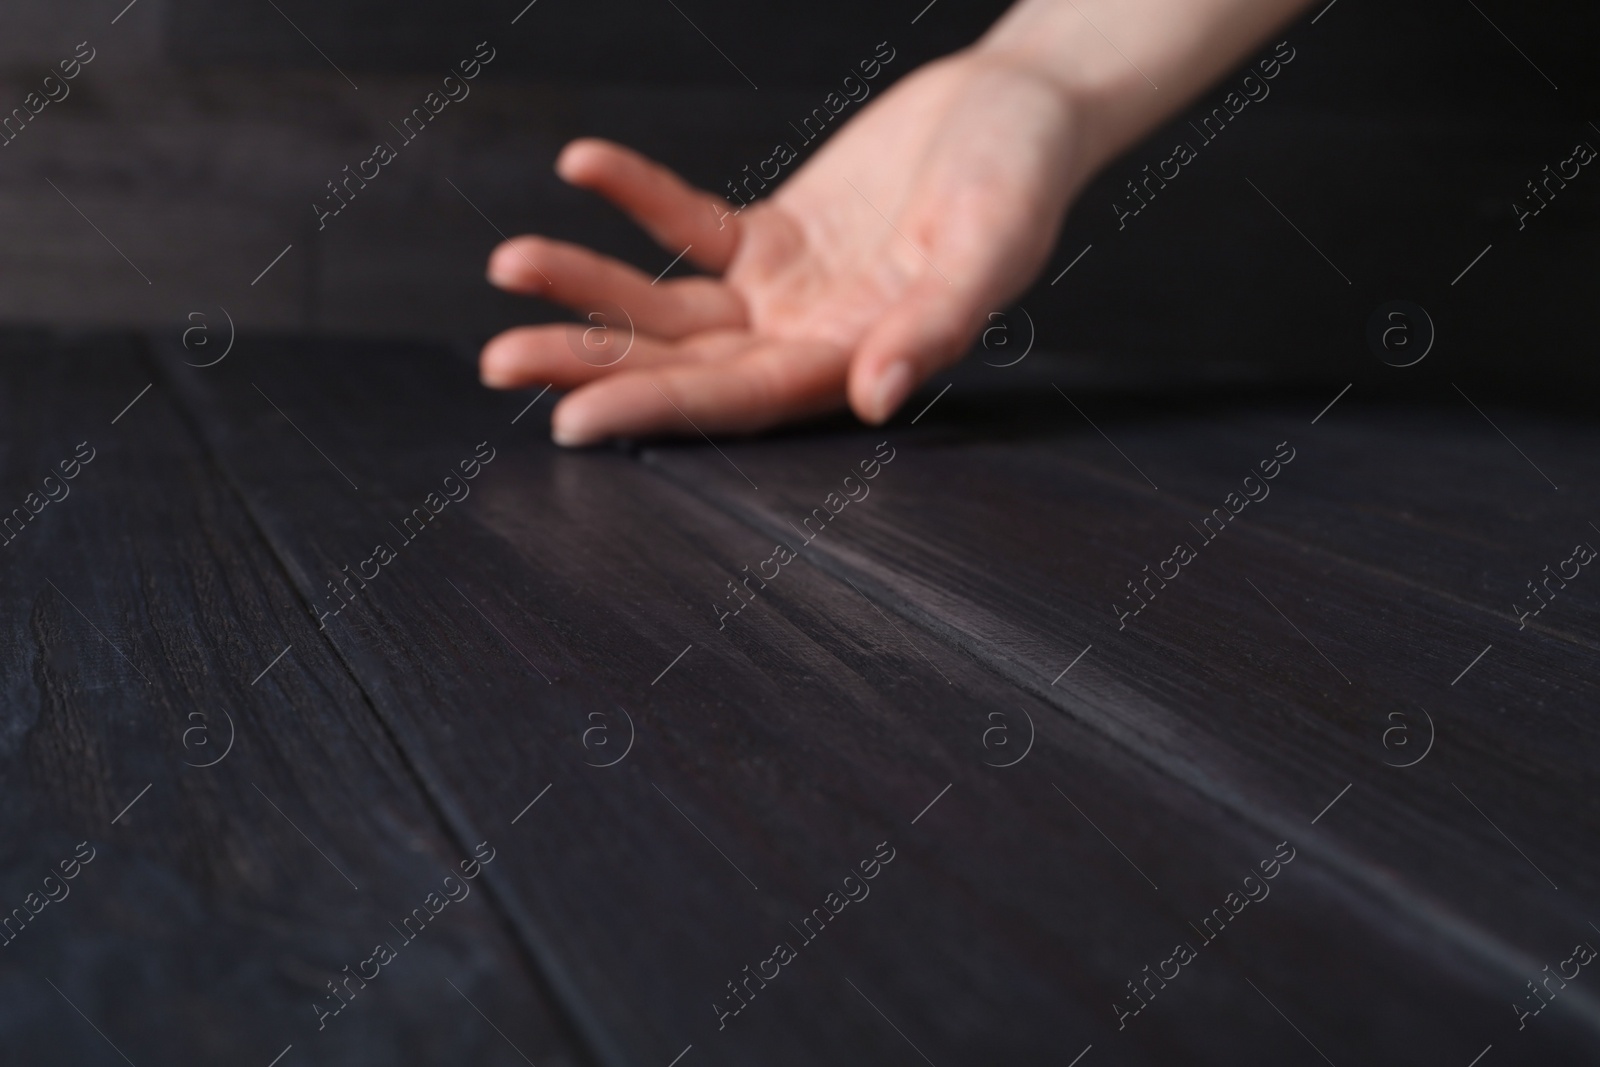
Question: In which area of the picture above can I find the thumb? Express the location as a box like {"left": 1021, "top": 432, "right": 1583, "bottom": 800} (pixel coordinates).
{"left": 847, "top": 275, "right": 992, "bottom": 425}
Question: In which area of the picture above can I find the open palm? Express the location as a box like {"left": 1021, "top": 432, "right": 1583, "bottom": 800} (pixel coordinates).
{"left": 480, "top": 49, "right": 1085, "bottom": 445}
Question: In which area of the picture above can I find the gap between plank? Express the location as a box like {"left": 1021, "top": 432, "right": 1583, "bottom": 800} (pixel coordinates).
{"left": 143, "top": 339, "right": 622, "bottom": 1067}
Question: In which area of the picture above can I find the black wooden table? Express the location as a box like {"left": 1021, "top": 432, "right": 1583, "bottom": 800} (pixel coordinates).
{"left": 3, "top": 333, "right": 1597, "bottom": 1066}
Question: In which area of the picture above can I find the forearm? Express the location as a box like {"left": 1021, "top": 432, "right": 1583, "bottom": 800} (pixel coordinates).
{"left": 975, "top": 0, "right": 1315, "bottom": 174}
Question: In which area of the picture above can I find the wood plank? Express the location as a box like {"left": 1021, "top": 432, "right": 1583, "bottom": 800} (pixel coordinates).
{"left": 159, "top": 337, "right": 1597, "bottom": 1063}
{"left": 1049, "top": 389, "right": 1600, "bottom": 639}
{"left": 0, "top": 334, "right": 583, "bottom": 1066}
{"left": 640, "top": 361, "right": 1600, "bottom": 1049}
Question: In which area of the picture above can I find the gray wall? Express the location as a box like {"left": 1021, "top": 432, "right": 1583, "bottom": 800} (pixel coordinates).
{"left": 2, "top": 0, "right": 1596, "bottom": 395}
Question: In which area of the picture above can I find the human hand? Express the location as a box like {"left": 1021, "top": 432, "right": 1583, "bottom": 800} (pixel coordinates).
{"left": 478, "top": 47, "right": 1087, "bottom": 445}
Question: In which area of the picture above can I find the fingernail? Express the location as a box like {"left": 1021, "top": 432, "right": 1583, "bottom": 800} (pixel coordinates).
{"left": 870, "top": 362, "right": 914, "bottom": 423}
{"left": 479, "top": 347, "right": 514, "bottom": 388}
{"left": 551, "top": 414, "right": 598, "bottom": 448}
{"left": 486, "top": 245, "right": 521, "bottom": 285}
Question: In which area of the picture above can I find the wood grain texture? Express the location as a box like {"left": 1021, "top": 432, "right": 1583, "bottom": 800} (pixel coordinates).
{"left": 0, "top": 336, "right": 583, "bottom": 1066}
{"left": 641, "top": 365, "right": 1600, "bottom": 1058}
{"left": 158, "top": 338, "right": 1599, "bottom": 1063}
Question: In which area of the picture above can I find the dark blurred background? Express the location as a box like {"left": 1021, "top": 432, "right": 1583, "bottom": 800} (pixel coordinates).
{"left": 4, "top": 0, "right": 1596, "bottom": 394}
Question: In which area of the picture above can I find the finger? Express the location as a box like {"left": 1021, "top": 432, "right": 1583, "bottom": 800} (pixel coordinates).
{"left": 481, "top": 326, "right": 753, "bottom": 389}
{"left": 846, "top": 273, "right": 993, "bottom": 425}
{"left": 550, "top": 341, "right": 849, "bottom": 447}
{"left": 487, "top": 236, "right": 745, "bottom": 339}
{"left": 556, "top": 138, "right": 742, "bottom": 273}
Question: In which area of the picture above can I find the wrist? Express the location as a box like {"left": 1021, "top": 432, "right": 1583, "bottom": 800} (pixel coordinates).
{"left": 971, "top": 5, "right": 1151, "bottom": 176}
{"left": 972, "top": 0, "right": 1311, "bottom": 175}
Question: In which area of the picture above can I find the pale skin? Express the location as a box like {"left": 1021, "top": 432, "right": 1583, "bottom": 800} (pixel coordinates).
{"left": 480, "top": 0, "right": 1313, "bottom": 446}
